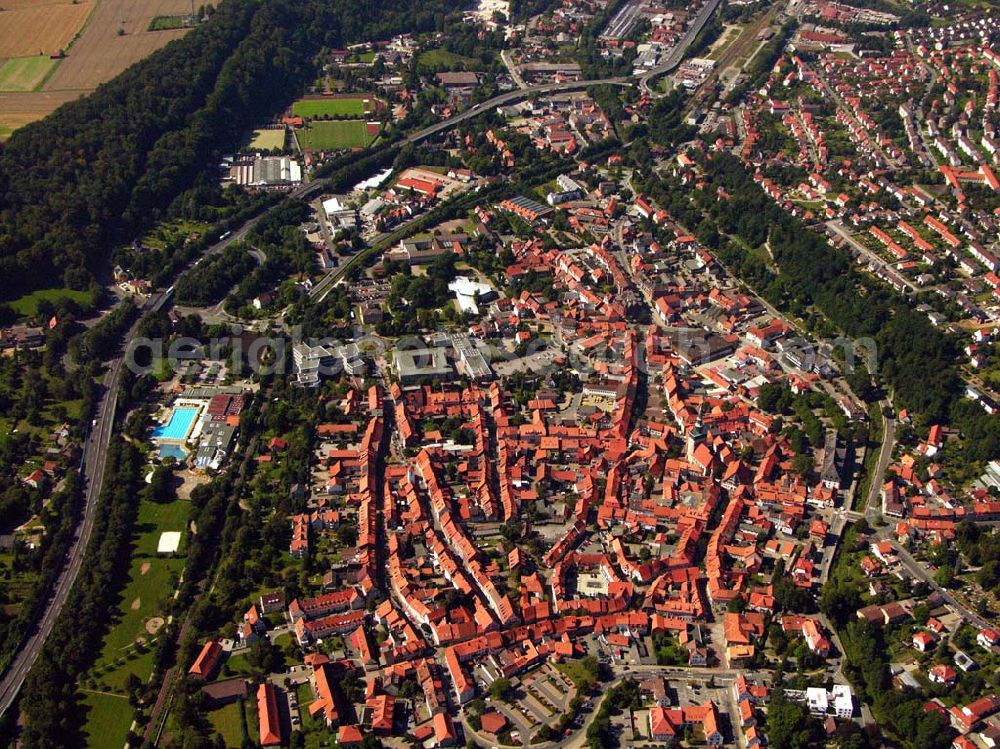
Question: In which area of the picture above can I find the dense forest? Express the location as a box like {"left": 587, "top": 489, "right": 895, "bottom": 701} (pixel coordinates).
{"left": 173, "top": 246, "right": 258, "bottom": 307}
{"left": 0, "top": 0, "right": 467, "bottom": 299}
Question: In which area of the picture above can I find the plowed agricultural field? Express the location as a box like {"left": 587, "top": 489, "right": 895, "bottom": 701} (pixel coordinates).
{"left": 0, "top": 0, "right": 195, "bottom": 135}
{"left": 0, "top": 2, "right": 94, "bottom": 57}
{"left": 0, "top": 90, "right": 82, "bottom": 137}
{"left": 41, "top": 0, "right": 193, "bottom": 90}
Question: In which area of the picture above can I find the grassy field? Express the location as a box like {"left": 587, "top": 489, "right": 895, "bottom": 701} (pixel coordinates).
{"left": 297, "top": 120, "right": 377, "bottom": 150}
{"left": 556, "top": 659, "right": 599, "bottom": 689}
{"left": 296, "top": 684, "right": 318, "bottom": 725}
{"left": 80, "top": 691, "right": 135, "bottom": 748}
{"left": 208, "top": 700, "right": 246, "bottom": 746}
{"left": 223, "top": 651, "right": 255, "bottom": 677}
{"left": 291, "top": 96, "right": 373, "bottom": 118}
{"left": 139, "top": 218, "right": 209, "bottom": 251}
{"left": 9, "top": 287, "right": 92, "bottom": 317}
{"left": 148, "top": 14, "right": 188, "bottom": 30}
{"left": 84, "top": 498, "right": 189, "bottom": 696}
{"left": 0, "top": 56, "right": 58, "bottom": 92}
{"left": 250, "top": 128, "right": 285, "bottom": 150}
{"left": 852, "top": 403, "right": 885, "bottom": 512}
{"left": 417, "top": 48, "right": 480, "bottom": 72}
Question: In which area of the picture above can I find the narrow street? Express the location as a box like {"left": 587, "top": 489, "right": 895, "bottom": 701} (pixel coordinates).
{"left": 501, "top": 50, "right": 527, "bottom": 89}
{"left": 826, "top": 220, "right": 918, "bottom": 294}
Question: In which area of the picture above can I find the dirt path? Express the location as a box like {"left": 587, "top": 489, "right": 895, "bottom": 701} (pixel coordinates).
{"left": 80, "top": 688, "right": 129, "bottom": 699}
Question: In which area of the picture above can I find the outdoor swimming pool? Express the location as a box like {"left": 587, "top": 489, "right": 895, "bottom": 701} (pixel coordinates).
{"left": 157, "top": 444, "right": 188, "bottom": 461}
{"left": 152, "top": 407, "right": 198, "bottom": 441}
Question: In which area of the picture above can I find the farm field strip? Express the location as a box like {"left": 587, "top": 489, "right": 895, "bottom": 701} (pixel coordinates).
{"left": 40, "top": 0, "right": 194, "bottom": 91}
{"left": 0, "top": 56, "right": 60, "bottom": 92}
{"left": 0, "top": 55, "right": 59, "bottom": 91}
{"left": 0, "top": 89, "right": 83, "bottom": 138}
{"left": 0, "top": 2, "right": 94, "bottom": 58}
{"left": 0, "top": 0, "right": 197, "bottom": 134}
{"left": 0, "top": 0, "right": 85, "bottom": 8}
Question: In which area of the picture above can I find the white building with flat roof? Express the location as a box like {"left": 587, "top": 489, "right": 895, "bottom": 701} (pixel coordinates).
{"left": 448, "top": 276, "right": 497, "bottom": 315}
{"left": 831, "top": 685, "right": 853, "bottom": 718}
{"left": 805, "top": 687, "right": 828, "bottom": 715}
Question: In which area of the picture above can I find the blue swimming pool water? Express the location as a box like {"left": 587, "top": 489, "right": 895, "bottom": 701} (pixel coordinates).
{"left": 152, "top": 407, "right": 198, "bottom": 441}
{"left": 158, "top": 444, "right": 188, "bottom": 461}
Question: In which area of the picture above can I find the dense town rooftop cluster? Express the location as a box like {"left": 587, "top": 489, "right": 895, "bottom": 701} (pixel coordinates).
{"left": 11, "top": 0, "right": 1000, "bottom": 747}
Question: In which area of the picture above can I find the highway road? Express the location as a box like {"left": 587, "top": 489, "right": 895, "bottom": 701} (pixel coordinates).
{"left": 0, "top": 2, "right": 722, "bottom": 715}
{"left": 0, "top": 356, "right": 122, "bottom": 717}
{"left": 405, "top": 77, "right": 631, "bottom": 144}
{"left": 0, "top": 276, "right": 193, "bottom": 716}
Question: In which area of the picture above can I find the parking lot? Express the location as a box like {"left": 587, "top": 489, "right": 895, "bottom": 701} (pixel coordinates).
{"left": 478, "top": 662, "right": 578, "bottom": 742}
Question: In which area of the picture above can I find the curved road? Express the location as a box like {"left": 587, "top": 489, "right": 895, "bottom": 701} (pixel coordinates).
{"left": 0, "top": 0, "right": 726, "bottom": 716}
{"left": 406, "top": 77, "right": 631, "bottom": 144}
{"left": 638, "top": 0, "right": 722, "bottom": 93}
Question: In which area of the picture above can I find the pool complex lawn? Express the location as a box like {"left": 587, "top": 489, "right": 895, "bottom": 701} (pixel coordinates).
{"left": 152, "top": 407, "right": 198, "bottom": 441}
{"left": 80, "top": 691, "right": 135, "bottom": 748}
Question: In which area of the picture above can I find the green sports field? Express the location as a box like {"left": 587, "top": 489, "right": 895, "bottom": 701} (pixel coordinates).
{"left": 250, "top": 128, "right": 285, "bottom": 150}
{"left": 0, "top": 56, "right": 59, "bottom": 93}
{"left": 417, "top": 48, "right": 479, "bottom": 72}
{"left": 297, "top": 120, "right": 377, "bottom": 150}
{"left": 291, "top": 96, "right": 373, "bottom": 118}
